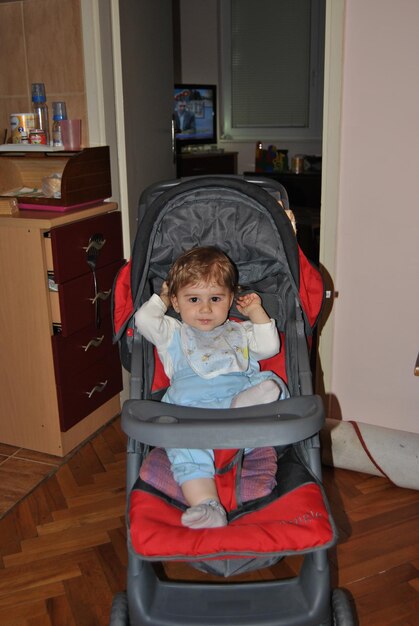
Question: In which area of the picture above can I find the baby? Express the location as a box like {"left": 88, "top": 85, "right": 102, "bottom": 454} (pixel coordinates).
{"left": 135, "top": 246, "right": 288, "bottom": 529}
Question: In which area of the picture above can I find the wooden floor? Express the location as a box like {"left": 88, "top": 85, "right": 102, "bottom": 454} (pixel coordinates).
{"left": 0, "top": 416, "right": 418, "bottom": 625}
{"left": 0, "top": 443, "right": 64, "bottom": 519}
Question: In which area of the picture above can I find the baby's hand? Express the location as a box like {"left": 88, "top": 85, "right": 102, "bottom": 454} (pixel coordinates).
{"left": 159, "top": 281, "right": 171, "bottom": 308}
{"left": 236, "top": 293, "right": 262, "bottom": 316}
{"left": 236, "top": 292, "right": 270, "bottom": 324}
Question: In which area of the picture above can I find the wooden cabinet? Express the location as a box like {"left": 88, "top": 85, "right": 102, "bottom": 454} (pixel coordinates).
{"left": 177, "top": 151, "right": 238, "bottom": 177}
{"left": 0, "top": 203, "right": 123, "bottom": 456}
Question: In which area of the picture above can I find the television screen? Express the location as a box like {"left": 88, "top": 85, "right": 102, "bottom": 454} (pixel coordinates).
{"left": 174, "top": 84, "right": 217, "bottom": 150}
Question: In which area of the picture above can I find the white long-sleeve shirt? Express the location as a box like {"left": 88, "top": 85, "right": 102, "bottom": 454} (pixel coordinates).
{"left": 135, "top": 294, "right": 280, "bottom": 381}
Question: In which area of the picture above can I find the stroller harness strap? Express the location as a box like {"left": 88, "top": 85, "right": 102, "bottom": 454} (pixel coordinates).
{"left": 214, "top": 448, "right": 242, "bottom": 511}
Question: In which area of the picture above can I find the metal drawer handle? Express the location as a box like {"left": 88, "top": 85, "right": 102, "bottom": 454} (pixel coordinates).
{"left": 85, "top": 233, "right": 106, "bottom": 327}
{"left": 85, "top": 380, "right": 108, "bottom": 398}
{"left": 89, "top": 289, "right": 111, "bottom": 304}
{"left": 83, "top": 237, "right": 106, "bottom": 254}
{"left": 82, "top": 335, "right": 105, "bottom": 352}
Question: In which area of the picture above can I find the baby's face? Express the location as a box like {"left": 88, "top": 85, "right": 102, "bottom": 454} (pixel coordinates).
{"left": 171, "top": 281, "right": 234, "bottom": 332}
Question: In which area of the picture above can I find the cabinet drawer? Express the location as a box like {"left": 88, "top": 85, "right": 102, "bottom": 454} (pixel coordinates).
{"left": 57, "top": 351, "right": 123, "bottom": 431}
{"left": 54, "top": 259, "right": 124, "bottom": 336}
{"left": 49, "top": 211, "right": 123, "bottom": 283}
{"left": 52, "top": 317, "right": 115, "bottom": 385}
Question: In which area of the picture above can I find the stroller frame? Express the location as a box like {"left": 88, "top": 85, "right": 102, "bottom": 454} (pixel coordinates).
{"left": 110, "top": 176, "right": 354, "bottom": 626}
{"left": 121, "top": 399, "right": 330, "bottom": 626}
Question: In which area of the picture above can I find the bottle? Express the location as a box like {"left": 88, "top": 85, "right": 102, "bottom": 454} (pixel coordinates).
{"left": 255, "top": 141, "right": 263, "bottom": 172}
{"left": 52, "top": 101, "right": 67, "bottom": 147}
{"left": 31, "top": 83, "right": 50, "bottom": 144}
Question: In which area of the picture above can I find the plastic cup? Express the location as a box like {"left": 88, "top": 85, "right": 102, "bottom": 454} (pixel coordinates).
{"left": 60, "top": 119, "right": 82, "bottom": 150}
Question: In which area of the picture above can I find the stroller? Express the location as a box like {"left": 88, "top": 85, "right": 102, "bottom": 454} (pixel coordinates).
{"left": 110, "top": 176, "right": 355, "bottom": 625}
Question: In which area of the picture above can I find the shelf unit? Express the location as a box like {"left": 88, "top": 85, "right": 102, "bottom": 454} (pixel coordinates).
{"left": 0, "top": 203, "right": 123, "bottom": 456}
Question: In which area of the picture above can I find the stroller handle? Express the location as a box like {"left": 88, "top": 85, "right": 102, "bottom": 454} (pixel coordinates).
{"left": 121, "top": 395, "right": 324, "bottom": 449}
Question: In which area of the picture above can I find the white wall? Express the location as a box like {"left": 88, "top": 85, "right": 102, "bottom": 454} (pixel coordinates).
{"left": 179, "top": 0, "right": 218, "bottom": 84}
{"left": 330, "top": 0, "right": 419, "bottom": 433}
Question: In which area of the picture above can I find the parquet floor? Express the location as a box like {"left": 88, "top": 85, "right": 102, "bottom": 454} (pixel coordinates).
{"left": 0, "top": 444, "right": 63, "bottom": 519}
{"left": 0, "top": 416, "right": 418, "bottom": 625}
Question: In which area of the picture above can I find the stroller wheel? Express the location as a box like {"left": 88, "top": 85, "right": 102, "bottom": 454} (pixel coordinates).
{"left": 331, "top": 588, "right": 357, "bottom": 625}
{"left": 109, "top": 591, "right": 129, "bottom": 625}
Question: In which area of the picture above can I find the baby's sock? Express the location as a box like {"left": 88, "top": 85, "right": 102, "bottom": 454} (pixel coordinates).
{"left": 230, "top": 379, "right": 280, "bottom": 408}
{"left": 181, "top": 499, "right": 227, "bottom": 529}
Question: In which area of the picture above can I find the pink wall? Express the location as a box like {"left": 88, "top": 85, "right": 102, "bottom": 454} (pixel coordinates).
{"left": 331, "top": 0, "right": 419, "bottom": 432}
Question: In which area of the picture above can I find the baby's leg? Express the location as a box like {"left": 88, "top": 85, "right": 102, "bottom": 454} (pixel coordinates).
{"left": 166, "top": 448, "right": 227, "bottom": 529}
{"left": 230, "top": 379, "right": 281, "bottom": 409}
{"left": 181, "top": 478, "right": 227, "bottom": 529}
{"left": 181, "top": 475, "right": 219, "bottom": 506}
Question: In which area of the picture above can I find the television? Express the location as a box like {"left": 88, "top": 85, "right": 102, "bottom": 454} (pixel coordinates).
{"left": 173, "top": 84, "right": 217, "bottom": 151}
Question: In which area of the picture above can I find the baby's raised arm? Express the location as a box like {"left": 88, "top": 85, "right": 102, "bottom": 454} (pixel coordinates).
{"left": 159, "top": 281, "right": 171, "bottom": 308}
{"left": 236, "top": 293, "right": 271, "bottom": 324}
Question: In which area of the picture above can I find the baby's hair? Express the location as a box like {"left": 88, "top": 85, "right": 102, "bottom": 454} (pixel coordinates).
{"left": 167, "top": 246, "right": 238, "bottom": 299}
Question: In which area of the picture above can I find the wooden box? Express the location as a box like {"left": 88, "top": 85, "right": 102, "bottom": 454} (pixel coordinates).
{"left": 0, "top": 146, "right": 111, "bottom": 209}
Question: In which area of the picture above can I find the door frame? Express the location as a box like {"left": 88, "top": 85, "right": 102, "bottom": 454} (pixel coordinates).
{"left": 317, "top": 0, "right": 345, "bottom": 405}
{"left": 81, "top": 0, "right": 130, "bottom": 259}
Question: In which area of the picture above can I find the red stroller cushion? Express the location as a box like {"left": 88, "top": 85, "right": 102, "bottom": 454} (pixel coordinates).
{"left": 129, "top": 446, "right": 336, "bottom": 560}
{"left": 129, "top": 483, "right": 334, "bottom": 560}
